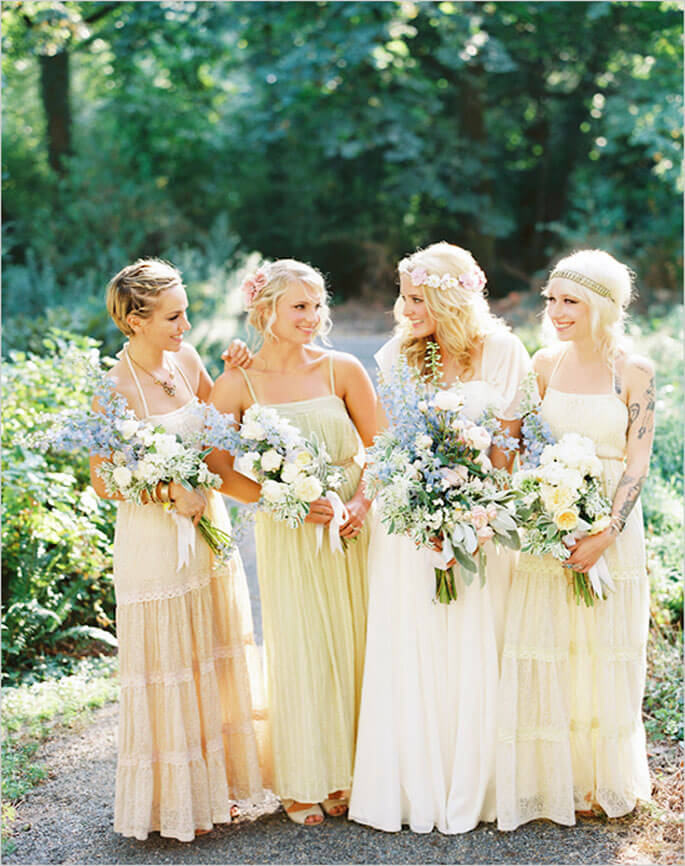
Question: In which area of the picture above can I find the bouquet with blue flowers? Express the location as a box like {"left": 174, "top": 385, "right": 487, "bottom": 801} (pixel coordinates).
{"left": 28, "top": 360, "right": 235, "bottom": 567}
{"left": 365, "top": 354, "right": 520, "bottom": 603}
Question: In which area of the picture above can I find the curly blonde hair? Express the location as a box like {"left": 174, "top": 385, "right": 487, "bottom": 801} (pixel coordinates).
{"left": 542, "top": 249, "right": 635, "bottom": 362}
{"left": 106, "top": 258, "right": 183, "bottom": 336}
{"left": 394, "top": 241, "right": 505, "bottom": 376}
{"left": 247, "top": 259, "right": 332, "bottom": 344}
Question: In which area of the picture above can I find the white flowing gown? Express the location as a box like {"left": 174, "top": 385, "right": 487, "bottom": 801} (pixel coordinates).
{"left": 349, "top": 329, "right": 530, "bottom": 834}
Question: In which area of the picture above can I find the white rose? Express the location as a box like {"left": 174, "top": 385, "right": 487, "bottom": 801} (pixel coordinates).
{"left": 138, "top": 458, "right": 160, "bottom": 484}
{"left": 589, "top": 515, "right": 612, "bottom": 535}
{"left": 261, "top": 449, "right": 283, "bottom": 472}
{"left": 281, "top": 461, "right": 303, "bottom": 484}
{"left": 242, "top": 419, "right": 266, "bottom": 440}
{"left": 295, "top": 451, "right": 313, "bottom": 468}
{"left": 464, "top": 425, "right": 491, "bottom": 452}
{"left": 112, "top": 466, "right": 133, "bottom": 488}
{"left": 415, "top": 434, "right": 433, "bottom": 451}
{"left": 139, "top": 425, "right": 156, "bottom": 446}
{"left": 262, "top": 480, "right": 287, "bottom": 502}
{"left": 112, "top": 451, "right": 127, "bottom": 466}
{"left": 152, "top": 433, "right": 182, "bottom": 458}
{"left": 293, "top": 475, "right": 323, "bottom": 502}
{"left": 475, "top": 452, "right": 492, "bottom": 472}
{"left": 426, "top": 274, "right": 441, "bottom": 288}
{"left": 433, "top": 390, "right": 465, "bottom": 413}
{"left": 417, "top": 400, "right": 428, "bottom": 412}
{"left": 118, "top": 419, "right": 140, "bottom": 440}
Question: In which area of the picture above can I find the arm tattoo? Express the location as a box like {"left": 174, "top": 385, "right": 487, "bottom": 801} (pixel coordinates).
{"left": 612, "top": 471, "right": 645, "bottom": 531}
{"left": 628, "top": 402, "right": 639, "bottom": 423}
{"left": 637, "top": 375, "right": 656, "bottom": 440}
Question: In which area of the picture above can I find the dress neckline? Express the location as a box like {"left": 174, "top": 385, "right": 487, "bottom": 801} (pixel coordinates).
{"left": 261, "top": 393, "right": 345, "bottom": 409}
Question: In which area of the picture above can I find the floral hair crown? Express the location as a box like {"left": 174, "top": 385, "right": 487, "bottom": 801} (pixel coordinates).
{"left": 240, "top": 265, "right": 271, "bottom": 309}
{"left": 398, "top": 259, "right": 487, "bottom": 294}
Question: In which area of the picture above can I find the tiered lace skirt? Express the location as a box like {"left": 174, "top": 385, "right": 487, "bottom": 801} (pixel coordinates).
{"left": 496, "top": 459, "right": 651, "bottom": 830}
{"left": 113, "top": 492, "right": 269, "bottom": 841}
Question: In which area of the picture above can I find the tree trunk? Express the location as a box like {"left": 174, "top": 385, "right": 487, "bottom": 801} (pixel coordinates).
{"left": 40, "top": 51, "right": 71, "bottom": 174}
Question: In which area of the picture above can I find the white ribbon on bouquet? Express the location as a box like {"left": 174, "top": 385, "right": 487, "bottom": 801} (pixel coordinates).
{"left": 315, "top": 490, "right": 350, "bottom": 555}
{"left": 562, "top": 531, "right": 616, "bottom": 599}
{"left": 428, "top": 536, "right": 455, "bottom": 571}
{"left": 170, "top": 511, "right": 197, "bottom": 571}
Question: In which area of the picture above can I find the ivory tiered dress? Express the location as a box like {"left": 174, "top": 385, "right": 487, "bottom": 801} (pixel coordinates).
{"left": 238, "top": 358, "right": 369, "bottom": 803}
{"left": 349, "top": 329, "right": 531, "bottom": 834}
{"left": 113, "top": 353, "right": 267, "bottom": 842}
{"left": 496, "top": 364, "right": 651, "bottom": 830}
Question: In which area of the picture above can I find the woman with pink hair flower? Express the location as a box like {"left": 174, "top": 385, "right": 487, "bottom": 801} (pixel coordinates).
{"left": 208, "top": 258, "right": 376, "bottom": 826}
{"left": 349, "top": 241, "right": 531, "bottom": 834}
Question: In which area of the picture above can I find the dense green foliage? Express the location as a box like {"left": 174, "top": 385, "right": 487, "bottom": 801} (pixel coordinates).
{"left": 1, "top": 333, "right": 118, "bottom": 685}
{"left": 2, "top": 0, "right": 682, "bottom": 340}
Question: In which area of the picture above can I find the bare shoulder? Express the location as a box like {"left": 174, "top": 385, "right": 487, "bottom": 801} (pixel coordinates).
{"left": 93, "top": 362, "right": 137, "bottom": 413}
{"left": 621, "top": 352, "right": 655, "bottom": 389}
{"left": 211, "top": 366, "right": 249, "bottom": 406}
{"left": 531, "top": 346, "right": 560, "bottom": 376}
{"left": 328, "top": 348, "right": 366, "bottom": 373}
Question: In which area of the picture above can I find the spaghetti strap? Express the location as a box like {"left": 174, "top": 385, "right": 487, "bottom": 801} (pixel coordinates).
{"left": 238, "top": 367, "right": 259, "bottom": 404}
{"left": 328, "top": 354, "right": 336, "bottom": 395}
{"left": 547, "top": 348, "right": 568, "bottom": 391}
{"left": 122, "top": 346, "right": 151, "bottom": 418}
{"left": 167, "top": 353, "right": 194, "bottom": 395}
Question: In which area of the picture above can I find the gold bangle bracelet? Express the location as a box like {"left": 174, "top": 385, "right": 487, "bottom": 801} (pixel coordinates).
{"left": 158, "top": 482, "right": 171, "bottom": 504}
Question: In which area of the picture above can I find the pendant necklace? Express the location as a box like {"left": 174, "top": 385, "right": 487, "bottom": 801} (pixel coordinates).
{"left": 127, "top": 349, "right": 177, "bottom": 396}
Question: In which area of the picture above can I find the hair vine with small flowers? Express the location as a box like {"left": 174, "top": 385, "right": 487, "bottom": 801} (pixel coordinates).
{"left": 398, "top": 258, "right": 487, "bottom": 295}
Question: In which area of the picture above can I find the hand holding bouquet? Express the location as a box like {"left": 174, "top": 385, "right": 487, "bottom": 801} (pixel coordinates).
{"left": 513, "top": 432, "right": 614, "bottom": 605}
{"left": 28, "top": 365, "right": 234, "bottom": 568}
{"left": 226, "top": 404, "right": 348, "bottom": 552}
{"left": 365, "top": 356, "right": 520, "bottom": 603}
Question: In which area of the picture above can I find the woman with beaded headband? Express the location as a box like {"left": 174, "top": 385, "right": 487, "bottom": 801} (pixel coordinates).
{"left": 90, "top": 259, "right": 267, "bottom": 842}
{"left": 496, "top": 249, "right": 654, "bottom": 830}
{"left": 349, "top": 241, "right": 531, "bottom": 834}
{"left": 207, "top": 258, "right": 376, "bottom": 826}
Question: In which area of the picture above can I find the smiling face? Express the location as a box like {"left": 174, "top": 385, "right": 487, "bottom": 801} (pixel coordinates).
{"left": 399, "top": 273, "right": 437, "bottom": 339}
{"left": 127, "top": 282, "right": 191, "bottom": 352}
{"left": 271, "top": 280, "right": 324, "bottom": 344}
{"left": 544, "top": 278, "right": 592, "bottom": 343}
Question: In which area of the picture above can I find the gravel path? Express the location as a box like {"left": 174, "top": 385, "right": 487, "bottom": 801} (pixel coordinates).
{"left": 4, "top": 326, "right": 648, "bottom": 865}
{"left": 7, "top": 702, "right": 641, "bottom": 865}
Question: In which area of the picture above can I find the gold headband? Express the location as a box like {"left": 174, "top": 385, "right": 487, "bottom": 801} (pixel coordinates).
{"left": 550, "top": 269, "right": 614, "bottom": 303}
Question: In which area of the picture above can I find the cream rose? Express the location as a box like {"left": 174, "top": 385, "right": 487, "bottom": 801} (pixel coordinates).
{"left": 464, "top": 425, "right": 491, "bottom": 452}
{"left": 294, "top": 451, "right": 313, "bottom": 468}
{"left": 589, "top": 515, "right": 612, "bottom": 535}
{"left": 433, "top": 390, "right": 465, "bottom": 413}
{"left": 262, "top": 480, "right": 287, "bottom": 502}
{"left": 112, "top": 466, "right": 133, "bottom": 488}
{"left": 553, "top": 507, "right": 580, "bottom": 532}
{"left": 261, "top": 449, "right": 283, "bottom": 472}
{"left": 293, "top": 475, "right": 323, "bottom": 502}
{"left": 281, "top": 461, "right": 303, "bottom": 484}
{"left": 118, "top": 419, "right": 140, "bottom": 440}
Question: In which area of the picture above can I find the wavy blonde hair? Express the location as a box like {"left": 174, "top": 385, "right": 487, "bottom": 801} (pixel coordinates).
{"left": 106, "top": 258, "right": 182, "bottom": 336}
{"left": 542, "top": 249, "right": 635, "bottom": 362}
{"left": 247, "top": 258, "right": 332, "bottom": 344}
{"left": 394, "top": 241, "right": 505, "bottom": 376}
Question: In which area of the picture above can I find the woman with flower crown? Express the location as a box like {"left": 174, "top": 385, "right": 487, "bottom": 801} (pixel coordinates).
{"left": 207, "top": 259, "right": 376, "bottom": 826}
{"left": 89, "top": 259, "right": 267, "bottom": 842}
{"left": 496, "top": 250, "right": 654, "bottom": 830}
{"left": 348, "top": 241, "right": 531, "bottom": 834}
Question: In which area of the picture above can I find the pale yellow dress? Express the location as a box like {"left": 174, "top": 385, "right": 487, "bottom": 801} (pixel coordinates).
{"left": 113, "top": 352, "right": 268, "bottom": 841}
{"left": 239, "top": 358, "right": 369, "bottom": 802}
{"left": 496, "top": 358, "right": 651, "bottom": 830}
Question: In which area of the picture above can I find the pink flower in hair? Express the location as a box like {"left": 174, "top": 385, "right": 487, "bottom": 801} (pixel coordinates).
{"left": 410, "top": 267, "right": 428, "bottom": 287}
{"left": 458, "top": 266, "right": 487, "bottom": 293}
{"left": 241, "top": 266, "right": 270, "bottom": 309}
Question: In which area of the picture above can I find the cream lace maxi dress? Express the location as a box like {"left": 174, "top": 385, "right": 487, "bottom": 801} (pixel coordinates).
{"left": 113, "top": 351, "right": 268, "bottom": 841}
{"left": 237, "top": 357, "right": 369, "bottom": 804}
{"left": 496, "top": 356, "right": 651, "bottom": 830}
{"left": 349, "top": 329, "right": 531, "bottom": 834}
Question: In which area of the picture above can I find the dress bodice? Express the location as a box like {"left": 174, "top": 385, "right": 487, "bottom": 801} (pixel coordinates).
{"left": 146, "top": 399, "right": 203, "bottom": 439}
{"left": 541, "top": 388, "right": 628, "bottom": 462}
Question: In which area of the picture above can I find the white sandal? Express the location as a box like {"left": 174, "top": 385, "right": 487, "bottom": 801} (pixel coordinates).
{"left": 281, "top": 799, "right": 324, "bottom": 826}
